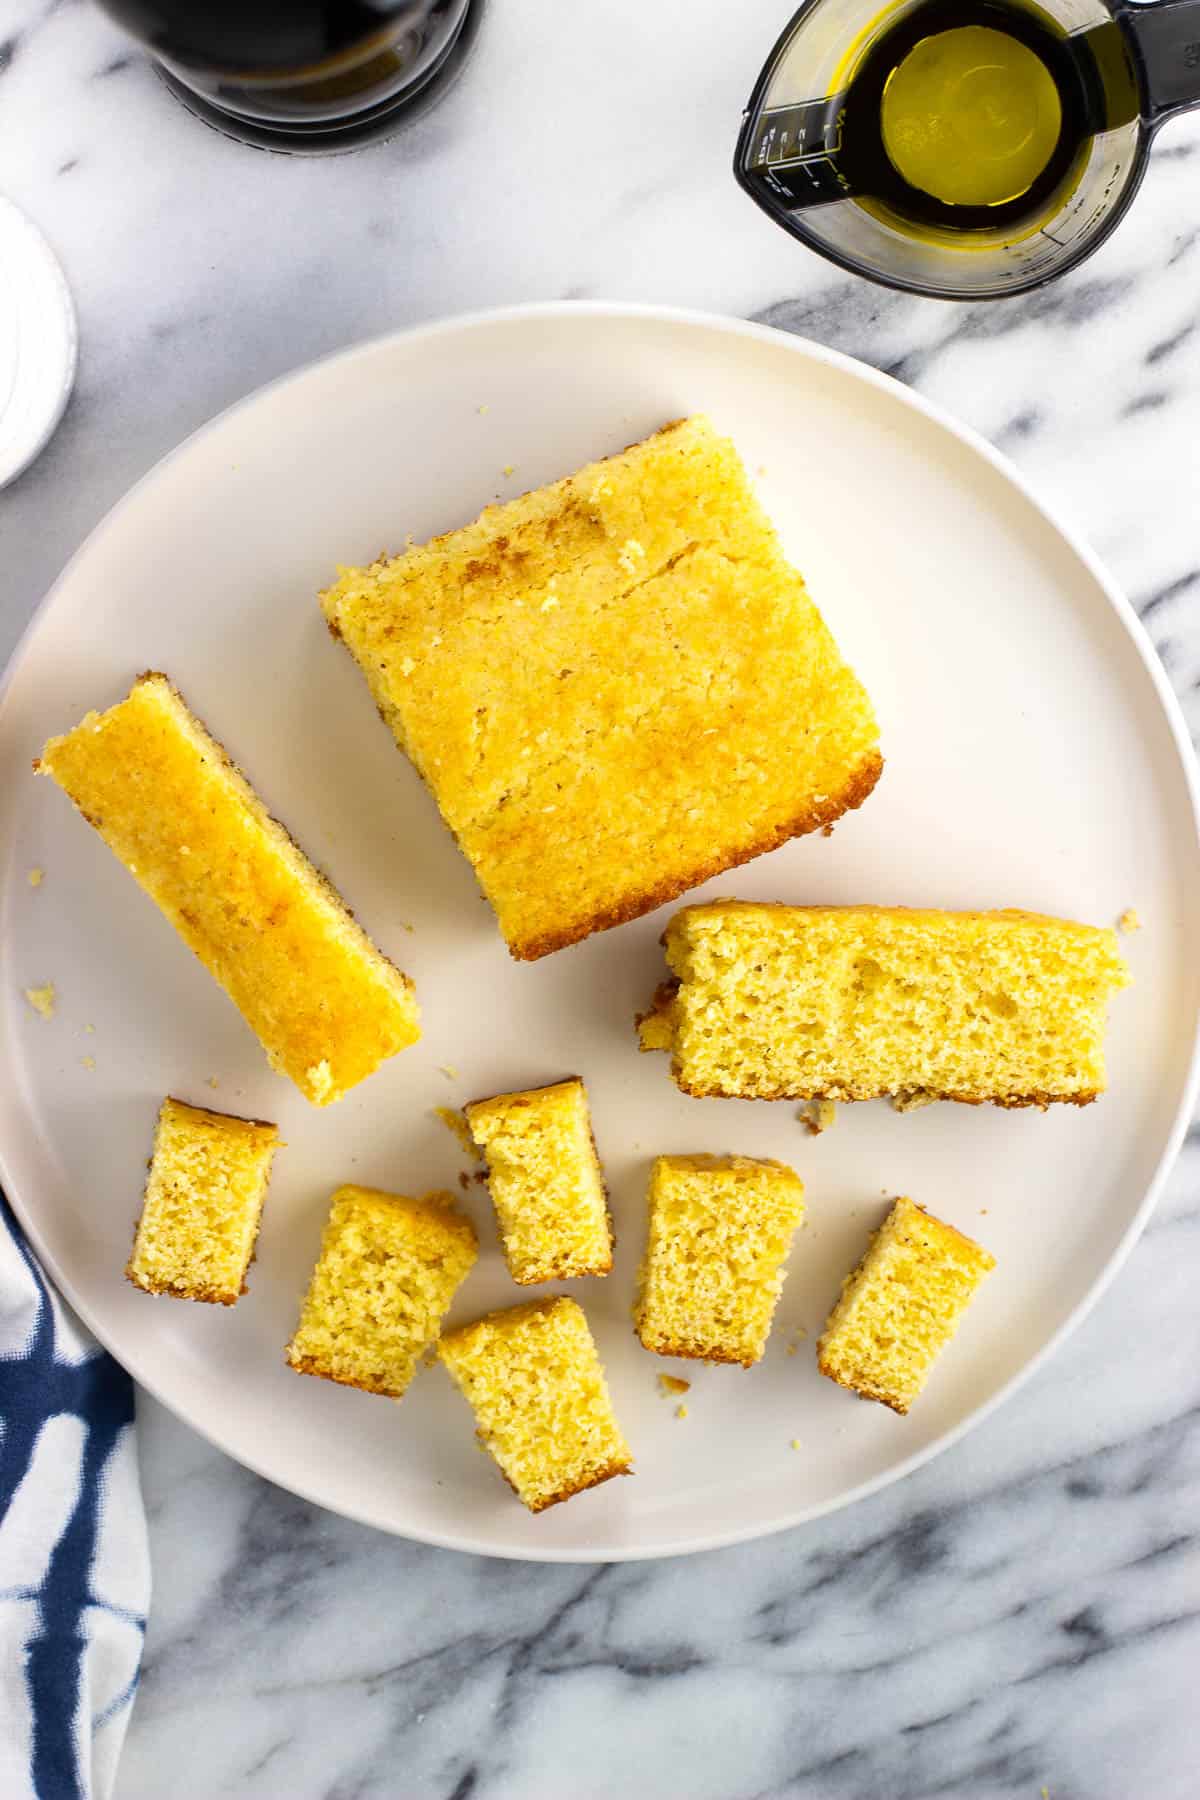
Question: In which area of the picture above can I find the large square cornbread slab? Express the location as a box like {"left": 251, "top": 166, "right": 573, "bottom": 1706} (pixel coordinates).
{"left": 127, "top": 1097, "right": 279, "bottom": 1305}
{"left": 321, "top": 416, "right": 881, "bottom": 959}
{"left": 287, "top": 1185, "right": 477, "bottom": 1398}
{"left": 635, "top": 1154, "right": 806, "bottom": 1366}
{"left": 439, "top": 1297, "right": 632, "bottom": 1512}
{"left": 818, "top": 1197, "right": 996, "bottom": 1413}
{"left": 37, "top": 673, "right": 420, "bottom": 1105}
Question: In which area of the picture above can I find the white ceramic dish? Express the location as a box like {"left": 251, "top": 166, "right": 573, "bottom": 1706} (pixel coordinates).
{"left": 2, "top": 303, "right": 1198, "bottom": 1562}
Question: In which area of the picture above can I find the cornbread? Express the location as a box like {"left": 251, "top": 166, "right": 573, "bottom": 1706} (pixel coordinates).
{"left": 818, "top": 1197, "right": 995, "bottom": 1412}
{"left": 37, "top": 674, "right": 419, "bottom": 1105}
{"left": 127, "top": 1097, "right": 279, "bottom": 1305}
{"left": 287, "top": 1185, "right": 476, "bottom": 1397}
{"left": 439, "top": 1297, "right": 631, "bottom": 1511}
{"left": 640, "top": 901, "right": 1129, "bottom": 1107}
{"left": 635, "top": 1155, "right": 806, "bottom": 1366}
{"left": 465, "top": 1078, "right": 612, "bottom": 1283}
{"left": 321, "top": 416, "right": 881, "bottom": 960}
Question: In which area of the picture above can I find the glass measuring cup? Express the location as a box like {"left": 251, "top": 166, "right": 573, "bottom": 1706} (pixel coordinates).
{"left": 735, "top": 0, "right": 1200, "bottom": 297}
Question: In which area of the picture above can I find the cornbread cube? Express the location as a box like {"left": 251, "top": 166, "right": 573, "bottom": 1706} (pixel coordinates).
{"left": 640, "top": 901, "right": 1130, "bottom": 1107}
{"left": 287, "top": 1185, "right": 477, "bottom": 1397}
{"left": 126, "top": 1097, "right": 279, "bottom": 1305}
{"left": 465, "top": 1078, "right": 612, "bottom": 1283}
{"left": 635, "top": 1155, "right": 806, "bottom": 1366}
{"left": 37, "top": 674, "right": 420, "bottom": 1105}
{"left": 322, "top": 416, "right": 880, "bottom": 960}
{"left": 439, "top": 1297, "right": 632, "bottom": 1512}
{"left": 818, "top": 1197, "right": 996, "bottom": 1413}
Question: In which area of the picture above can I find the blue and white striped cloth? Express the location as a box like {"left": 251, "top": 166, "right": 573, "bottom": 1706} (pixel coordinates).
{"left": 0, "top": 1197, "right": 148, "bottom": 1800}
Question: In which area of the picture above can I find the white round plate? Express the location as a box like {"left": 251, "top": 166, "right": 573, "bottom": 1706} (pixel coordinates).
{"left": 2, "top": 304, "right": 1198, "bottom": 1561}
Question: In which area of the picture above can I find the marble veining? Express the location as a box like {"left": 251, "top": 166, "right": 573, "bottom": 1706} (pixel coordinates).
{"left": 2, "top": 0, "right": 1199, "bottom": 1792}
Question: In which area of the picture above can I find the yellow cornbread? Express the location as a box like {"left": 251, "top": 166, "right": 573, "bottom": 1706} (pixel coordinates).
{"left": 635, "top": 1155, "right": 806, "bottom": 1366}
{"left": 287, "top": 1185, "right": 477, "bottom": 1398}
{"left": 640, "top": 901, "right": 1129, "bottom": 1107}
{"left": 321, "top": 416, "right": 881, "bottom": 960}
{"left": 465, "top": 1078, "right": 612, "bottom": 1284}
{"left": 127, "top": 1097, "right": 279, "bottom": 1305}
{"left": 36, "top": 674, "right": 420, "bottom": 1105}
{"left": 439, "top": 1297, "right": 632, "bottom": 1512}
{"left": 818, "top": 1197, "right": 995, "bottom": 1413}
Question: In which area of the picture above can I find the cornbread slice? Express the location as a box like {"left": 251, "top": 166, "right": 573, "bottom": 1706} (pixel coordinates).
{"left": 321, "top": 416, "right": 881, "bottom": 960}
{"left": 465, "top": 1078, "right": 613, "bottom": 1283}
{"left": 640, "top": 901, "right": 1130, "bottom": 1107}
{"left": 127, "top": 1097, "right": 279, "bottom": 1305}
{"left": 287, "top": 1185, "right": 476, "bottom": 1397}
{"left": 635, "top": 1155, "right": 806, "bottom": 1366}
{"left": 439, "top": 1297, "right": 632, "bottom": 1512}
{"left": 36, "top": 674, "right": 419, "bottom": 1105}
{"left": 818, "top": 1197, "right": 995, "bottom": 1413}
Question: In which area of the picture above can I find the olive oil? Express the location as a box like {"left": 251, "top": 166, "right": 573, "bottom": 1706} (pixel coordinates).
{"left": 840, "top": 0, "right": 1099, "bottom": 233}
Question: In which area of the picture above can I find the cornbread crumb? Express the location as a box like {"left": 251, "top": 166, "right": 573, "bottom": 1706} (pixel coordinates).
{"left": 24, "top": 982, "right": 56, "bottom": 1020}
{"left": 675, "top": 1403, "right": 689, "bottom": 1420}
{"left": 207, "top": 1076, "right": 219, "bottom": 1090}
{"left": 658, "top": 1374, "right": 691, "bottom": 1396}
{"left": 28, "top": 867, "right": 44, "bottom": 887}
{"left": 80, "top": 1056, "right": 96, "bottom": 1072}
{"left": 477, "top": 404, "right": 489, "bottom": 414}
{"left": 435, "top": 1106, "right": 476, "bottom": 1155}
{"left": 439, "top": 1297, "right": 632, "bottom": 1512}
{"left": 818, "top": 1197, "right": 995, "bottom": 1413}
{"left": 440, "top": 1065, "right": 460, "bottom": 1081}
{"left": 465, "top": 1079, "right": 612, "bottom": 1283}
{"left": 502, "top": 464, "right": 514, "bottom": 477}
{"left": 287, "top": 1185, "right": 476, "bottom": 1397}
{"left": 322, "top": 416, "right": 880, "bottom": 961}
{"left": 645, "top": 902, "right": 1129, "bottom": 1107}
{"left": 790, "top": 1438, "right": 801, "bottom": 1450}
{"left": 892, "top": 1091, "right": 936, "bottom": 1113}
{"left": 37, "top": 674, "right": 420, "bottom": 1104}
{"left": 127, "top": 1097, "right": 279, "bottom": 1304}
{"left": 84, "top": 1023, "right": 95, "bottom": 1034}
{"left": 798, "top": 1098, "right": 837, "bottom": 1135}
{"left": 636, "top": 1155, "right": 806, "bottom": 1366}
{"left": 786, "top": 1343, "right": 799, "bottom": 1356}
{"left": 1117, "top": 907, "right": 1141, "bottom": 934}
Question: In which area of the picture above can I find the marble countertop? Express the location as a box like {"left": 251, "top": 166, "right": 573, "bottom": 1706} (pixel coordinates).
{"left": 4, "top": 0, "right": 1200, "bottom": 1794}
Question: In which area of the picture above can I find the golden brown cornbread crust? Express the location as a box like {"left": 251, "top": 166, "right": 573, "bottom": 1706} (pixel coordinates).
{"left": 814, "top": 1359, "right": 909, "bottom": 1413}
{"left": 512, "top": 748, "right": 884, "bottom": 961}
{"left": 124, "top": 1274, "right": 239, "bottom": 1306}
{"left": 527, "top": 1459, "right": 634, "bottom": 1514}
{"left": 281, "top": 1354, "right": 401, "bottom": 1399}
{"left": 636, "top": 1330, "right": 760, "bottom": 1367}
{"left": 672, "top": 1079, "right": 1099, "bottom": 1110}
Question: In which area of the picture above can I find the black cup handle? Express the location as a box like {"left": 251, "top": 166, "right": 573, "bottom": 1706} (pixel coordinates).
{"left": 1122, "top": 0, "right": 1200, "bottom": 120}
